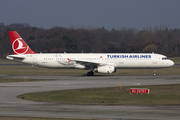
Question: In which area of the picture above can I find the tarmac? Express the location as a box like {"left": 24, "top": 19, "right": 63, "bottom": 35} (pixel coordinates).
{"left": 0, "top": 75, "right": 180, "bottom": 120}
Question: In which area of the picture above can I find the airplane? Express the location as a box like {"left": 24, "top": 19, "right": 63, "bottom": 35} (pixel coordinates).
{"left": 6, "top": 31, "right": 174, "bottom": 76}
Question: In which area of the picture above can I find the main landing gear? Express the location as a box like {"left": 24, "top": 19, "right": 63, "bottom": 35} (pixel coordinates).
{"left": 153, "top": 69, "right": 157, "bottom": 76}
{"left": 87, "top": 71, "right": 94, "bottom": 76}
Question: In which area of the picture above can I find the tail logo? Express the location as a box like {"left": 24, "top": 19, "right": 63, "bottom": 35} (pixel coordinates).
{"left": 12, "top": 38, "right": 28, "bottom": 54}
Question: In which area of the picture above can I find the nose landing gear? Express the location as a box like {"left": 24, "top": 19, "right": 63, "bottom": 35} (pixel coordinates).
{"left": 153, "top": 69, "right": 157, "bottom": 76}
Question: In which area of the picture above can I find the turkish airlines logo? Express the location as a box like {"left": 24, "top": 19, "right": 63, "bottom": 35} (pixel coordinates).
{"left": 12, "top": 38, "right": 28, "bottom": 54}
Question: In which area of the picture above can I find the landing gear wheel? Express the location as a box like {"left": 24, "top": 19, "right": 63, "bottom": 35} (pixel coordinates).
{"left": 87, "top": 71, "right": 94, "bottom": 76}
{"left": 91, "top": 71, "right": 94, "bottom": 76}
{"left": 153, "top": 69, "right": 157, "bottom": 76}
{"left": 153, "top": 73, "right": 157, "bottom": 76}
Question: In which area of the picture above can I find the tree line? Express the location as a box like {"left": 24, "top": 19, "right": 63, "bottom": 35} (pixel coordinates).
{"left": 0, "top": 23, "right": 180, "bottom": 58}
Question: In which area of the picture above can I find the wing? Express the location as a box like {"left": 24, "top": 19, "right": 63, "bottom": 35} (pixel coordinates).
{"left": 73, "top": 60, "right": 108, "bottom": 69}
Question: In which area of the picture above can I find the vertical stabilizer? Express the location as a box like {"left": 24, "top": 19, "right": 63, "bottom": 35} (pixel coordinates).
{"left": 9, "top": 31, "right": 36, "bottom": 55}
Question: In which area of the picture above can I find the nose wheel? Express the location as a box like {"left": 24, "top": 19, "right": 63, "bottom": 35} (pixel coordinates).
{"left": 87, "top": 71, "right": 94, "bottom": 76}
{"left": 153, "top": 69, "right": 157, "bottom": 76}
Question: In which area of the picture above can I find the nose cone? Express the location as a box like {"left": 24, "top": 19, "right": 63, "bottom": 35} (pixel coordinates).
{"left": 169, "top": 60, "right": 174, "bottom": 67}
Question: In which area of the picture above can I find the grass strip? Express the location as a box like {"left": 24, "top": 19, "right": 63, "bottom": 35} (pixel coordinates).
{"left": 170, "top": 57, "right": 180, "bottom": 64}
{"left": 18, "top": 84, "right": 180, "bottom": 105}
{"left": 0, "top": 65, "right": 179, "bottom": 75}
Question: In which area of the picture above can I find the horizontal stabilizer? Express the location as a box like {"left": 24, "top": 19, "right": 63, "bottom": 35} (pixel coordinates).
{"left": 6, "top": 55, "right": 25, "bottom": 61}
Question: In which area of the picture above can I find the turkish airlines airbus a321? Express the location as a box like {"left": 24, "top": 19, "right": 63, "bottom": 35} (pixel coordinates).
{"left": 6, "top": 31, "right": 174, "bottom": 76}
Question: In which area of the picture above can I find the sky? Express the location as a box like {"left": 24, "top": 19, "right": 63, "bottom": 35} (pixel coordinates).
{"left": 0, "top": 0, "right": 180, "bottom": 30}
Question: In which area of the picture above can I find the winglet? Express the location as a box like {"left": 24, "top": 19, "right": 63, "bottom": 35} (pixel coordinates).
{"left": 9, "top": 31, "right": 36, "bottom": 55}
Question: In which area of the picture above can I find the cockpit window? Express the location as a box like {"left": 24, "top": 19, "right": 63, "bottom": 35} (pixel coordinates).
{"left": 162, "top": 57, "right": 168, "bottom": 60}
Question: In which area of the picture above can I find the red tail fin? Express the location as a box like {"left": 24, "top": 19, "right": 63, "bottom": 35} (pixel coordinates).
{"left": 9, "top": 31, "right": 36, "bottom": 55}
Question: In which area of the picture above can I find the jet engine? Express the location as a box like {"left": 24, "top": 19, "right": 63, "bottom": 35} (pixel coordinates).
{"left": 74, "top": 65, "right": 86, "bottom": 69}
{"left": 94, "top": 65, "right": 116, "bottom": 73}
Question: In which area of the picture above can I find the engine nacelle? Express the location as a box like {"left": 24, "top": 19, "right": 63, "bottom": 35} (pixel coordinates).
{"left": 74, "top": 65, "right": 85, "bottom": 69}
{"left": 95, "top": 65, "right": 116, "bottom": 74}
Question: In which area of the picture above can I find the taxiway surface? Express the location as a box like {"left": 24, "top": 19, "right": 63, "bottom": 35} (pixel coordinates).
{"left": 0, "top": 75, "right": 180, "bottom": 120}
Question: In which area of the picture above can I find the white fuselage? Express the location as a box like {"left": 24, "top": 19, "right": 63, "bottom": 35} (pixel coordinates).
{"left": 7, "top": 53, "right": 174, "bottom": 69}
